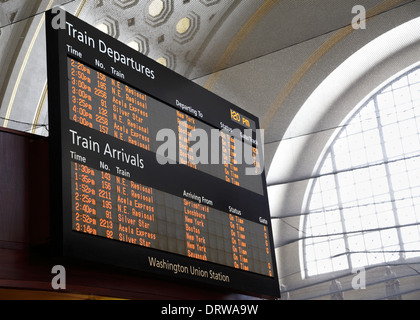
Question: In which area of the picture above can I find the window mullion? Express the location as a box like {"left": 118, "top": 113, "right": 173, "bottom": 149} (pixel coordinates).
{"left": 373, "top": 95, "right": 405, "bottom": 260}
{"left": 330, "top": 148, "right": 352, "bottom": 270}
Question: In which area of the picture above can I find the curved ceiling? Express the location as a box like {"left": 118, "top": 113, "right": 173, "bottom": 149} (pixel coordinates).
{"left": 0, "top": 0, "right": 415, "bottom": 138}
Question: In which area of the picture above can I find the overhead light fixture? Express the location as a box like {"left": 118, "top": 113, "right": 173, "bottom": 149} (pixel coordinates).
{"left": 127, "top": 40, "right": 140, "bottom": 51}
{"left": 156, "top": 57, "right": 167, "bottom": 67}
{"left": 176, "top": 17, "right": 191, "bottom": 34}
{"left": 149, "top": 0, "right": 164, "bottom": 17}
{"left": 96, "top": 23, "right": 109, "bottom": 34}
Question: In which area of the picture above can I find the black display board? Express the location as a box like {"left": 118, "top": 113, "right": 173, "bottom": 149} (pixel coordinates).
{"left": 46, "top": 9, "right": 280, "bottom": 298}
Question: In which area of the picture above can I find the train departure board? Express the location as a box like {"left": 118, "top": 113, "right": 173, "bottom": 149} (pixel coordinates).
{"left": 46, "top": 10, "right": 280, "bottom": 298}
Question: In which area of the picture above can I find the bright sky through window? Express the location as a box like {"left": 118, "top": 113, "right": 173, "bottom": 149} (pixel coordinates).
{"left": 303, "top": 64, "right": 420, "bottom": 277}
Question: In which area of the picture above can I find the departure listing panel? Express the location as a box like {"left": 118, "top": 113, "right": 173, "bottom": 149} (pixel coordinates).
{"left": 47, "top": 10, "right": 279, "bottom": 297}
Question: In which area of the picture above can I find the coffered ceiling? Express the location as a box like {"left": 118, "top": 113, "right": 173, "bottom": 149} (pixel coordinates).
{"left": 0, "top": 0, "right": 417, "bottom": 147}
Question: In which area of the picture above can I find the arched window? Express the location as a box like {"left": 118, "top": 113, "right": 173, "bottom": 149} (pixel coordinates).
{"left": 302, "top": 64, "right": 420, "bottom": 278}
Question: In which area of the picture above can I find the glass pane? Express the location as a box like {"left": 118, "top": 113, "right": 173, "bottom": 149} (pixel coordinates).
{"left": 350, "top": 252, "right": 368, "bottom": 269}
{"left": 392, "top": 76, "right": 408, "bottom": 90}
{"left": 334, "top": 151, "right": 352, "bottom": 170}
{"left": 383, "top": 244, "right": 401, "bottom": 263}
{"left": 361, "top": 116, "right": 377, "bottom": 131}
{"left": 346, "top": 120, "right": 362, "bottom": 135}
{"left": 382, "top": 123, "right": 400, "bottom": 142}
{"left": 319, "top": 175, "right": 336, "bottom": 191}
{"left": 350, "top": 148, "right": 368, "bottom": 167}
{"left": 397, "top": 204, "right": 416, "bottom": 225}
{"left": 311, "top": 225, "right": 327, "bottom": 237}
{"left": 402, "top": 224, "right": 420, "bottom": 259}
{"left": 315, "top": 240, "right": 332, "bottom": 260}
{"left": 396, "top": 103, "right": 415, "bottom": 122}
{"left": 380, "top": 109, "right": 398, "bottom": 126}
{"left": 378, "top": 210, "right": 396, "bottom": 228}
{"left": 385, "top": 139, "right": 404, "bottom": 159}
{"left": 305, "top": 244, "right": 316, "bottom": 262}
{"left": 308, "top": 193, "right": 323, "bottom": 211}
{"left": 381, "top": 229, "right": 399, "bottom": 247}
{"left": 306, "top": 261, "right": 318, "bottom": 277}
{"left": 327, "top": 221, "right": 343, "bottom": 235}
{"left": 404, "top": 242, "right": 420, "bottom": 259}
{"left": 393, "top": 87, "right": 411, "bottom": 105}
{"left": 410, "top": 83, "right": 420, "bottom": 100}
{"left": 348, "top": 234, "right": 366, "bottom": 254}
{"left": 367, "top": 145, "right": 383, "bottom": 163}
{"left": 391, "top": 171, "right": 410, "bottom": 192}
{"left": 360, "top": 211, "right": 378, "bottom": 230}
{"left": 321, "top": 189, "right": 338, "bottom": 208}
{"left": 408, "top": 69, "right": 420, "bottom": 84}
{"left": 330, "top": 238, "right": 346, "bottom": 257}
{"left": 332, "top": 255, "right": 349, "bottom": 272}
{"left": 346, "top": 217, "right": 362, "bottom": 233}
{"left": 377, "top": 91, "right": 394, "bottom": 110}
{"left": 339, "top": 185, "right": 357, "bottom": 204}
{"left": 320, "top": 154, "right": 334, "bottom": 174}
{"left": 316, "top": 259, "right": 333, "bottom": 275}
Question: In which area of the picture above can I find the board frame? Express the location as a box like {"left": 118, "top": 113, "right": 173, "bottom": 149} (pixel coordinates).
{"left": 46, "top": 9, "right": 280, "bottom": 298}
